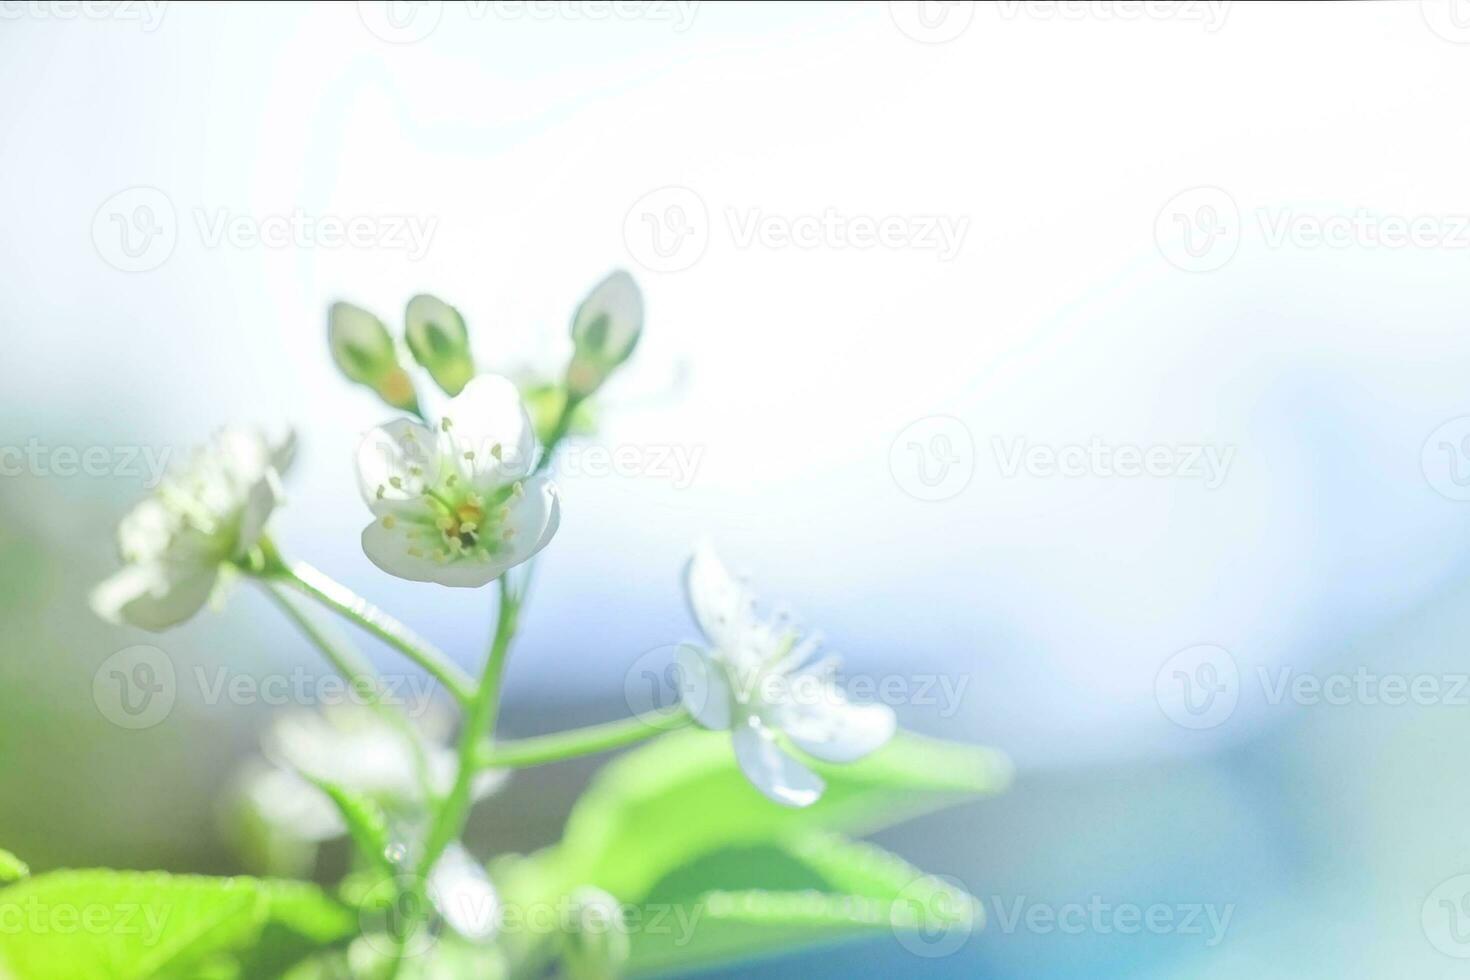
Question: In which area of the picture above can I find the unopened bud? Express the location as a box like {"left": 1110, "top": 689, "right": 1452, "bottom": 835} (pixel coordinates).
{"left": 405, "top": 294, "right": 475, "bottom": 396}
{"left": 567, "top": 270, "right": 643, "bottom": 398}
{"left": 329, "top": 301, "right": 418, "bottom": 412}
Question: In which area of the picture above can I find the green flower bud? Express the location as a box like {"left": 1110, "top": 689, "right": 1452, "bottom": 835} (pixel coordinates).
{"left": 405, "top": 293, "right": 475, "bottom": 396}
{"left": 566, "top": 270, "right": 643, "bottom": 398}
{"left": 559, "top": 887, "right": 630, "bottom": 980}
{"left": 329, "top": 301, "right": 419, "bottom": 412}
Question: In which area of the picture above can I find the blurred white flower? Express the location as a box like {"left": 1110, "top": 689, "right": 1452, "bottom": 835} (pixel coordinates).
{"left": 90, "top": 428, "right": 293, "bottom": 631}
{"left": 678, "top": 544, "right": 897, "bottom": 807}
{"left": 238, "top": 706, "right": 505, "bottom": 847}
{"left": 356, "top": 374, "right": 560, "bottom": 587}
{"left": 427, "top": 842, "right": 499, "bottom": 943}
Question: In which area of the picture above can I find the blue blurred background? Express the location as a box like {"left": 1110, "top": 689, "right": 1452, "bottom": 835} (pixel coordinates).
{"left": 6, "top": 1, "right": 1470, "bottom": 976}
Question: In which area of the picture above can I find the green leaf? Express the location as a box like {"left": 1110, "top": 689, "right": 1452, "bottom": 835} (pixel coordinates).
{"left": 554, "top": 729, "right": 1010, "bottom": 901}
{"left": 0, "top": 870, "right": 356, "bottom": 980}
{"left": 493, "top": 730, "right": 1005, "bottom": 975}
{"left": 624, "top": 833, "right": 980, "bottom": 977}
{"left": 0, "top": 851, "right": 27, "bottom": 885}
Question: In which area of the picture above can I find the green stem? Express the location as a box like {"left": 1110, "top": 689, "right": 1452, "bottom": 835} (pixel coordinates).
{"left": 417, "top": 578, "right": 518, "bottom": 880}
{"left": 476, "top": 706, "right": 691, "bottom": 769}
{"left": 272, "top": 562, "right": 476, "bottom": 707}
{"left": 255, "top": 580, "right": 437, "bottom": 808}
{"left": 533, "top": 390, "right": 584, "bottom": 475}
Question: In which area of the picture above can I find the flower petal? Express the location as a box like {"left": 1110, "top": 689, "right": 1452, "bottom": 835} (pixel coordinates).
{"left": 439, "top": 375, "right": 537, "bottom": 484}
{"left": 782, "top": 698, "right": 897, "bottom": 764}
{"left": 116, "top": 498, "right": 180, "bottom": 563}
{"left": 730, "top": 720, "right": 824, "bottom": 808}
{"left": 676, "top": 643, "right": 733, "bottom": 730}
{"left": 683, "top": 542, "right": 756, "bottom": 653}
{"left": 232, "top": 467, "right": 283, "bottom": 559}
{"left": 356, "top": 418, "right": 439, "bottom": 513}
{"left": 89, "top": 560, "right": 218, "bottom": 631}
{"left": 502, "top": 474, "right": 560, "bottom": 566}
{"left": 360, "top": 519, "right": 507, "bottom": 588}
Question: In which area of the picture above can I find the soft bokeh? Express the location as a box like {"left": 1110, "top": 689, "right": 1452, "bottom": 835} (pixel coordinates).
{"left": 5, "top": 2, "right": 1470, "bottom": 976}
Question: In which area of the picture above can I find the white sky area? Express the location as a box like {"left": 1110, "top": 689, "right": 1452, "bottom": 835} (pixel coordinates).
{"left": 5, "top": 1, "right": 1470, "bottom": 767}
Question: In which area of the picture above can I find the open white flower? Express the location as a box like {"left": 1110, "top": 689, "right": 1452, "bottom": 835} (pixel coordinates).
{"left": 677, "top": 544, "right": 897, "bottom": 807}
{"left": 90, "top": 428, "right": 294, "bottom": 631}
{"left": 356, "top": 374, "right": 560, "bottom": 587}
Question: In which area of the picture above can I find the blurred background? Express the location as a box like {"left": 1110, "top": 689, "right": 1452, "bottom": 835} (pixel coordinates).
{"left": 5, "top": 1, "right": 1470, "bottom": 976}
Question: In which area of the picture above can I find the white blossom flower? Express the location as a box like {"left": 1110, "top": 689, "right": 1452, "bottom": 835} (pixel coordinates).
{"left": 90, "top": 428, "right": 294, "bottom": 631}
{"left": 676, "top": 544, "right": 897, "bottom": 807}
{"left": 355, "top": 374, "right": 560, "bottom": 587}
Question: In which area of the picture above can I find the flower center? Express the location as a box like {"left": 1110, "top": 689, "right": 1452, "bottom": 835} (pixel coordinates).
{"left": 382, "top": 479, "right": 523, "bottom": 565}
